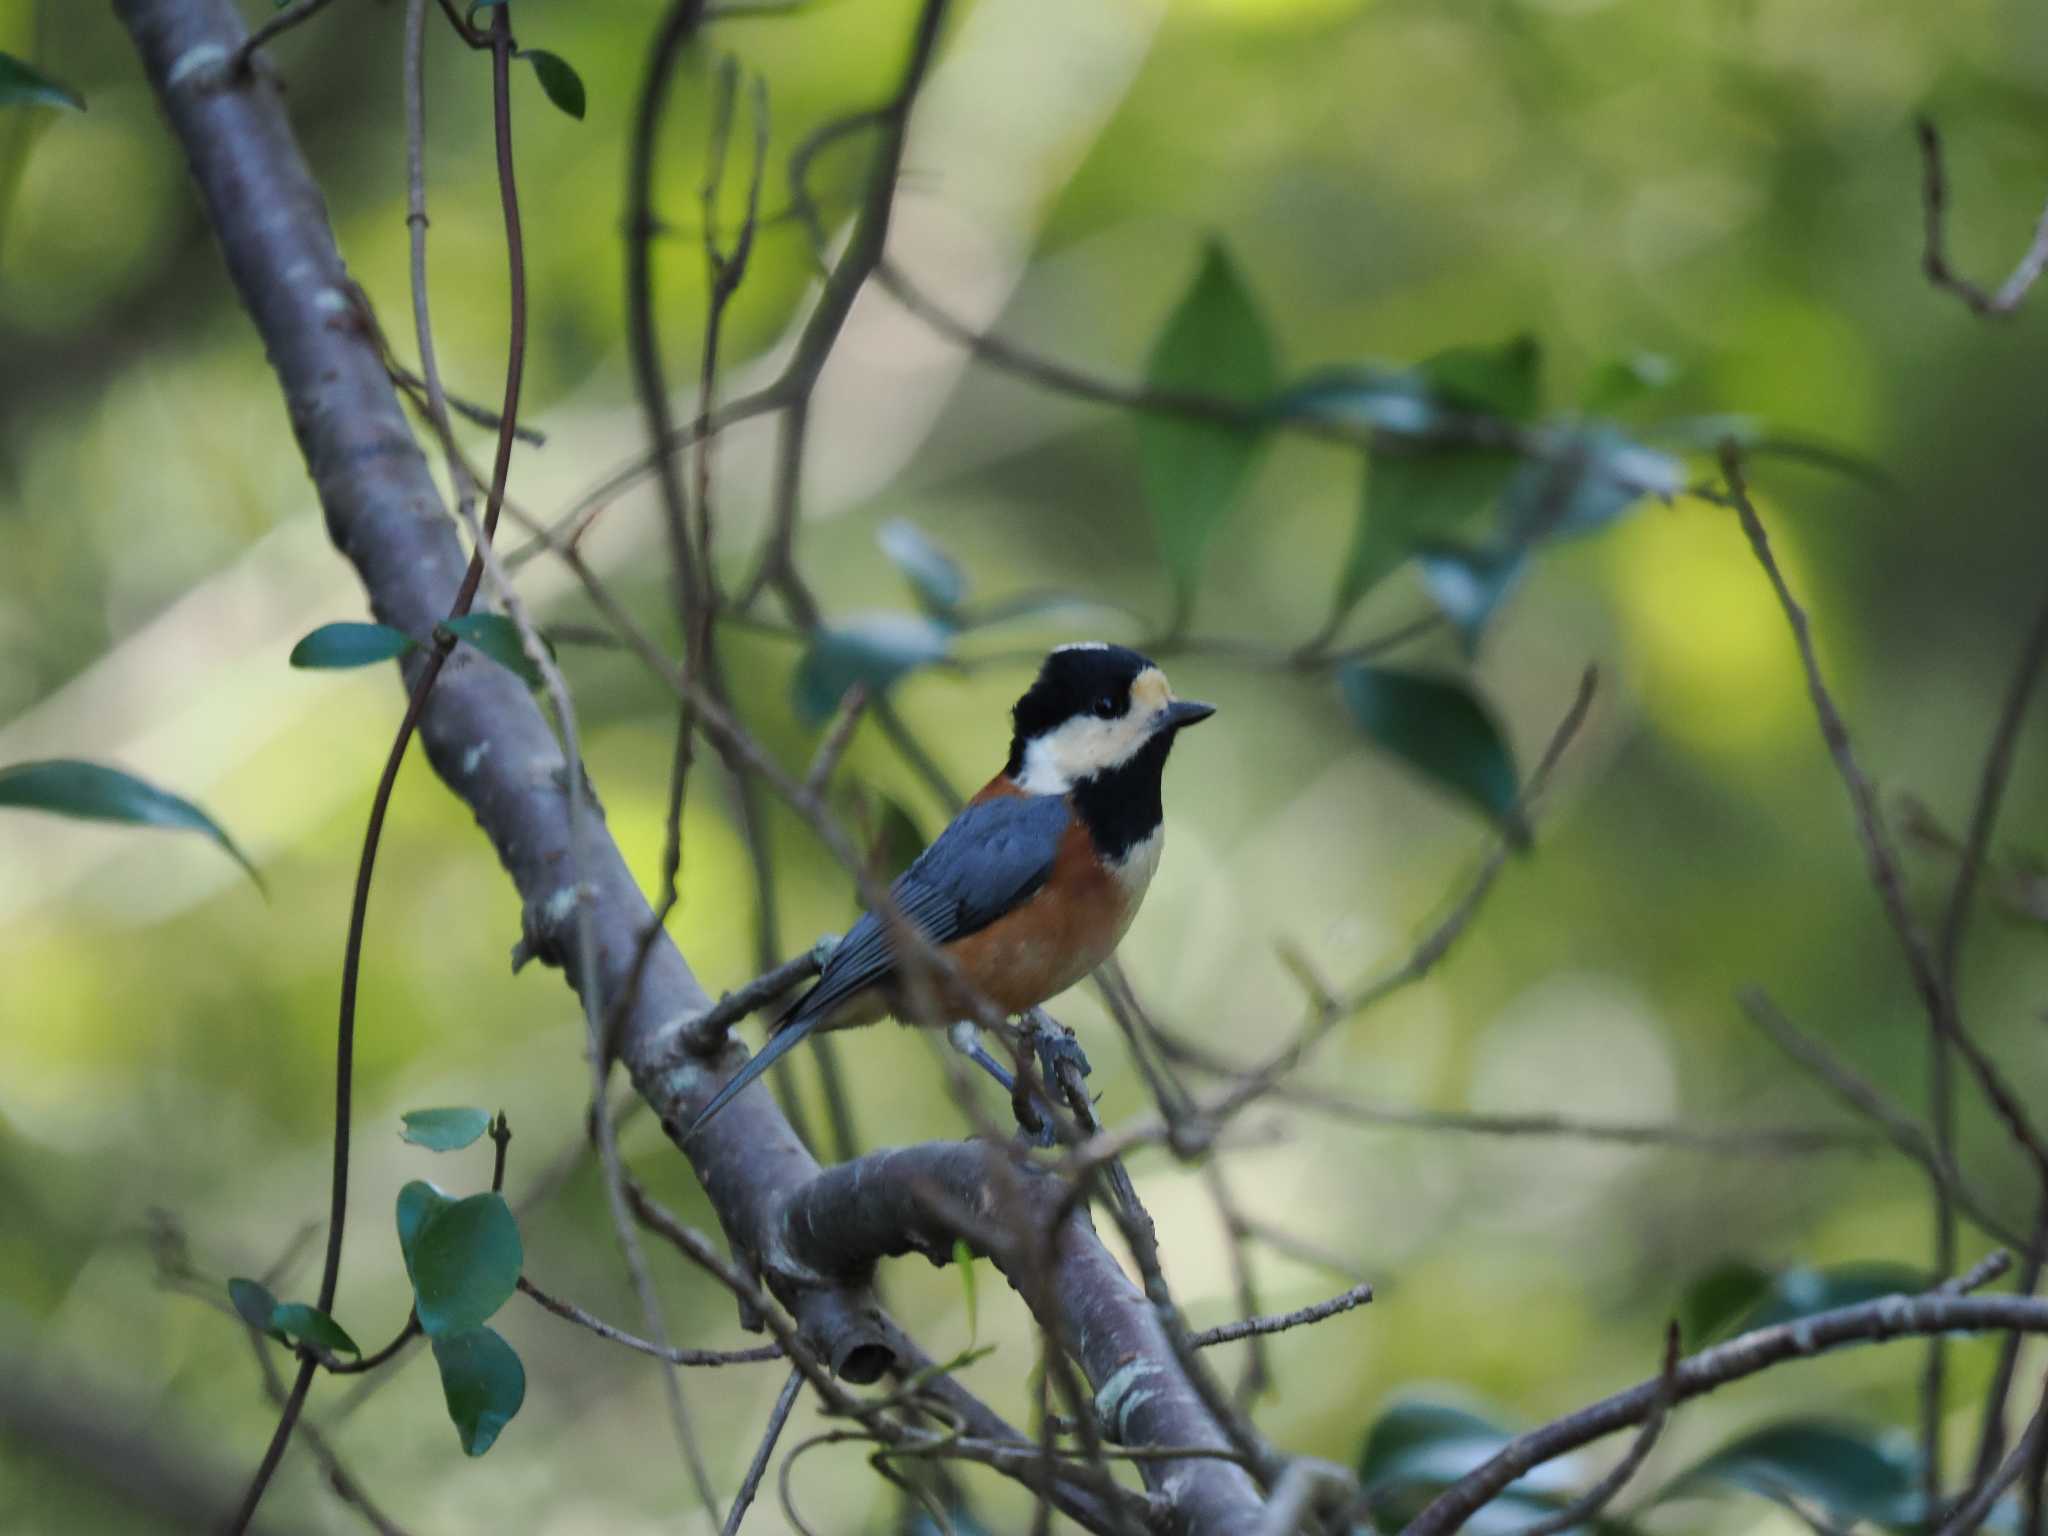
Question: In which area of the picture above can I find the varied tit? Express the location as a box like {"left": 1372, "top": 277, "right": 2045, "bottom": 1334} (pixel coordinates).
{"left": 687, "top": 642, "right": 1215, "bottom": 1139}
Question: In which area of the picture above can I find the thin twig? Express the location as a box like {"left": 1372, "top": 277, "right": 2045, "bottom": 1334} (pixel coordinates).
{"left": 516, "top": 1277, "right": 785, "bottom": 1366}
{"left": 724, "top": 1368, "right": 805, "bottom": 1535}
{"left": 230, "top": 0, "right": 340, "bottom": 72}
{"left": 1504, "top": 1323, "right": 1681, "bottom": 1536}
{"left": 1916, "top": 117, "right": 2048, "bottom": 317}
{"left": 1190, "top": 1283, "right": 1375, "bottom": 1349}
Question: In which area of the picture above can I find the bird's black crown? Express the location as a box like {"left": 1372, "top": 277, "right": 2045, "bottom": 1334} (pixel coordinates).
{"left": 1007, "top": 643, "right": 1156, "bottom": 754}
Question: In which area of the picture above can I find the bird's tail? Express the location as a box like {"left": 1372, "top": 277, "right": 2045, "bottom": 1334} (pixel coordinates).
{"left": 685, "top": 1010, "right": 817, "bottom": 1140}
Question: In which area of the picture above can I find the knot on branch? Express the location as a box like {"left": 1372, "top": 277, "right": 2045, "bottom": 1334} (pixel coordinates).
{"left": 512, "top": 880, "right": 593, "bottom": 973}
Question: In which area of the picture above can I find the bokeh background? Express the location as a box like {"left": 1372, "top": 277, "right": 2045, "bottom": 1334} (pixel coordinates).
{"left": 5, "top": 0, "right": 2048, "bottom": 1530}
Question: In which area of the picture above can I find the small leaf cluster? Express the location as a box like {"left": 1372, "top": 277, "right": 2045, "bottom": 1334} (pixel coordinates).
{"left": 1357, "top": 1260, "right": 1954, "bottom": 1535}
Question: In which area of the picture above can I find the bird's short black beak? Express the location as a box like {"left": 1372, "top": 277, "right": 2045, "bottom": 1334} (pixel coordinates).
{"left": 1162, "top": 699, "right": 1217, "bottom": 730}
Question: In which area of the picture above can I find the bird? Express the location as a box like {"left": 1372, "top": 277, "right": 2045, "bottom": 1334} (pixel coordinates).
{"left": 687, "top": 642, "right": 1215, "bottom": 1140}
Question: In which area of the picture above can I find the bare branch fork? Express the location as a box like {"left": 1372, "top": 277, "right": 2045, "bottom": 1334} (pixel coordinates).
{"left": 115, "top": 2, "right": 1262, "bottom": 1530}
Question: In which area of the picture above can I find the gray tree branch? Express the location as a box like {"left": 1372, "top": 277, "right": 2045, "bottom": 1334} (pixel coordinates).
{"left": 113, "top": 0, "right": 1262, "bottom": 1529}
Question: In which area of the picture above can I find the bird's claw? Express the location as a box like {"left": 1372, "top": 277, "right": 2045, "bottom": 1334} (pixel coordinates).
{"left": 1027, "top": 1013, "right": 1092, "bottom": 1092}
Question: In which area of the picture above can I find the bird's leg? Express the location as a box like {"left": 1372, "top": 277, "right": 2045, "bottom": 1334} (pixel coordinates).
{"left": 948, "top": 1020, "right": 1061, "bottom": 1148}
{"left": 947, "top": 1019, "right": 1016, "bottom": 1093}
{"left": 1023, "top": 1007, "right": 1093, "bottom": 1097}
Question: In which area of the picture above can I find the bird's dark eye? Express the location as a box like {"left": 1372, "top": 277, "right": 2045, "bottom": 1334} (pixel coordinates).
{"left": 1091, "top": 695, "right": 1119, "bottom": 720}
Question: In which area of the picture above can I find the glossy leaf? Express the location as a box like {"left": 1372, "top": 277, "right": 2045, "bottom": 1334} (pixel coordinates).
{"left": 396, "top": 1179, "right": 457, "bottom": 1272}
{"left": 443, "top": 613, "right": 544, "bottom": 688}
{"left": 270, "top": 1303, "right": 360, "bottom": 1358}
{"left": 878, "top": 520, "right": 967, "bottom": 619}
{"left": 0, "top": 759, "right": 261, "bottom": 887}
{"left": 1502, "top": 426, "right": 1682, "bottom": 546}
{"left": 793, "top": 613, "right": 953, "bottom": 723}
{"left": 1337, "top": 448, "right": 1517, "bottom": 617}
{"left": 400, "top": 1107, "right": 493, "bottom": 1152}
{"left": 407, "top": 1191, "right": 523, "bottom": 1338}
{"left": 0, "top": 53, "right": 85, "bottom": 112}
{"left": 1418, "top": 335, "right": 1541, "bottom": 420}
{"left": 1416, "top": 543, "right": 1527, "bottom": 655}
{"left": 521, "top": 50, "right": 585, "bottom": 121}
{"left": 290, "top": 622, "right": 414, "bottom": 670}
{"left": 1581, "top": 352, "right": 1677, "bottom": 414}
{"left": 1359, "top": 1397, "right": 1583, "bottom": 1512}
{"left": 1679, "top": 1259, "right": 1773, "bottom": 1346}
{"left": 1716, "top": 1263, "right": 1925, "bottom": 1343}
{"left": 432, "top": 1327, "right": 526, "bottom": 1456}
{"left": 1138, "top": 241, "right": 1278, "bottom": 617}
{"left": 1339, "top": 666, "right": 1526, "bottom": 846}
{"left": 228, "top": 1277, "right": 283, "bottom": 1337}
{"left": 1666, "top": 1419, "right": 1922, "bottom": 1528}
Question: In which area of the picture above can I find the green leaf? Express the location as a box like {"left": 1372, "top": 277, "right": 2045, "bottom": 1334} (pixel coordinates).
{"left": 793, "top": 614, "right": 953, "bottom": 724}
{"left": 1501, "top": 426, "right": 1682, "bottom": 546}
{"left": 1679, "top": 1259, "right": 1773, "bottom": 1346}
{"left": 1666, "top": 1419, "right": 1923, "bottom": 1529}
{"left": 1416, "top": 543, "right": 1527, "bottom": 655}
{"left": 0, "top": 53, "right": 85, "bottom": 112}
{"left": 1137, "top": 241, "right": 1278, "bottom": 620}
{"left": 1338, "top": 666, "right": 1525, "bottom": 846}
{"left": 290, "top": 622, "right": 415, "bottom": 670}
{"left": 442, "top": 613, "right": 545, "bottom": 688}
{"left": 401, "top": 1107, "right": 493, "bottom": 1152}
{"left": 1581, "top": 352, "right": 1677, "bottom": 415}
{"left": 1417, "top": 335, "right": 1541, "bottom": 420}
{"left": 520, "top": 49, "right": 585, "bottom": 121}
{"left": 431, "top": 1327, "right": 526, "bottom": 1456}
{"left": 1360, "top": 1397, "right": 1582, "bottom": 1510}
{"left": 952, "top": 1238, "right": 979, "bottom": 1345}
{"left": 878, "top": 520, "right": 967, "bottom": 619}
{"left": 396, "top": 1179, "right": 457, "bottom": 1272}
{"left": 1736, "top": 1263, "right": 1926, "bottom": 1339}
{"left": 1337, "top": 447, "right": 1518, "bottom": 617}
{"left": 0, "top": 759, "right": 261, "bottom": 888}
{"left": 228, "top": 1277, "right": 283, "bottom": 1338}
{"left": 270, "top": 1303, "right": 361, "bottom": 1358}
{"left": 407, "top": 1191, "right": 523, "bottom": 1338}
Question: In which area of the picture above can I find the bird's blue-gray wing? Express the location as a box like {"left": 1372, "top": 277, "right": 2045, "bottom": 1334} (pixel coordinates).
{"left": 787, "top": 792, "right": 1073, "bottom": 1026}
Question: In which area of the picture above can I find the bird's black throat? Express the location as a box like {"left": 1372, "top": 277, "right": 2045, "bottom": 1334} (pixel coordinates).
{"left": 1066, "top": 729, "right": 1173, "bottom": 862}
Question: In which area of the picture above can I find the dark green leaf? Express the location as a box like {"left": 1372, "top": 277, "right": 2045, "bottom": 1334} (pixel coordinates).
{"left": 228, "top": 1277, "right": 282, "bottom": 1337}
{"left": 794, "top": 614, "right": 953, "bottom": 724}
{"left": 1739, "top": 1263, "right": 1926, "bottom": 1337}
{"left": 878, "top": 520, "right": 967, "bottom": 619}
{"left": 0, "top": 759, "right": 261, "bottom": 888}
{"left": 1581, "top": 353, "right": 1677, "bottom": 415}
{"left": 396, "top": 1179, "right": 457, "bottom": 1272}
{"left": 1338, "top": 666, "right": 1525, "bottom": 846}
{"left": 431, "top": 1327, "right": 525, "bottom": 1456}
{"left": 837, "top": 782, "right": 926, "bottom": 882}
{"left": 290, "top": 622, "right": 414, "bottom": 670}
{"left": 1418, "top": 335, "right": 1541, "bottom": 420}
{"left": 1274, "top": 366, "right": 1445, "bottom": 438}
{"left": 0, "top": 53, "right": 85, "bottom": 112}
{"left": 1138, "top": 241, "right": 1278, "bottom": 618}
{"left": 1666, "top": 1419, "right": 1923, "bottom": 1528}
{"left": 520, "top": 50, "right": 585, "bottom": 121}
{"left": 1501, "top": 426, "right": 1681, "bottom": 545}
{"left": 1416, "top": 543, "right": 1527, "bottom": 655}
{"left": 1680, "top": 1259, "right": 1773, "bottom": 1346}
{"left": 408, "top": 1191, "right": 523, "bottom": 1338}
{"left": 400, "top": 1107, "right": 493, "bottom": 1152}
{"left": 270, "top": 1303, "right": 361, "bottom": 1358}
{"left": 1336, "top": 448, "right": 1518, "bottom": 617}
{"left": 1360, "top": 1397, "right": 1581, "bottom": 1508}
{"left": 442, "top": 613, "right": 544, "bottom": 688}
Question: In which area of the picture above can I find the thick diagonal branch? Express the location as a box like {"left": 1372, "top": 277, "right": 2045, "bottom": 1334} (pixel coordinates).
{"left": 116, "top": 2, "right": 1261, "bottom": 1530}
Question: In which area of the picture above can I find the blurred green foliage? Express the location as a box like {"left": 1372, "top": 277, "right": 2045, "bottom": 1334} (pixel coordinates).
{"left": 5, "top": 0, "right": 2048, "bottom": 1531}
